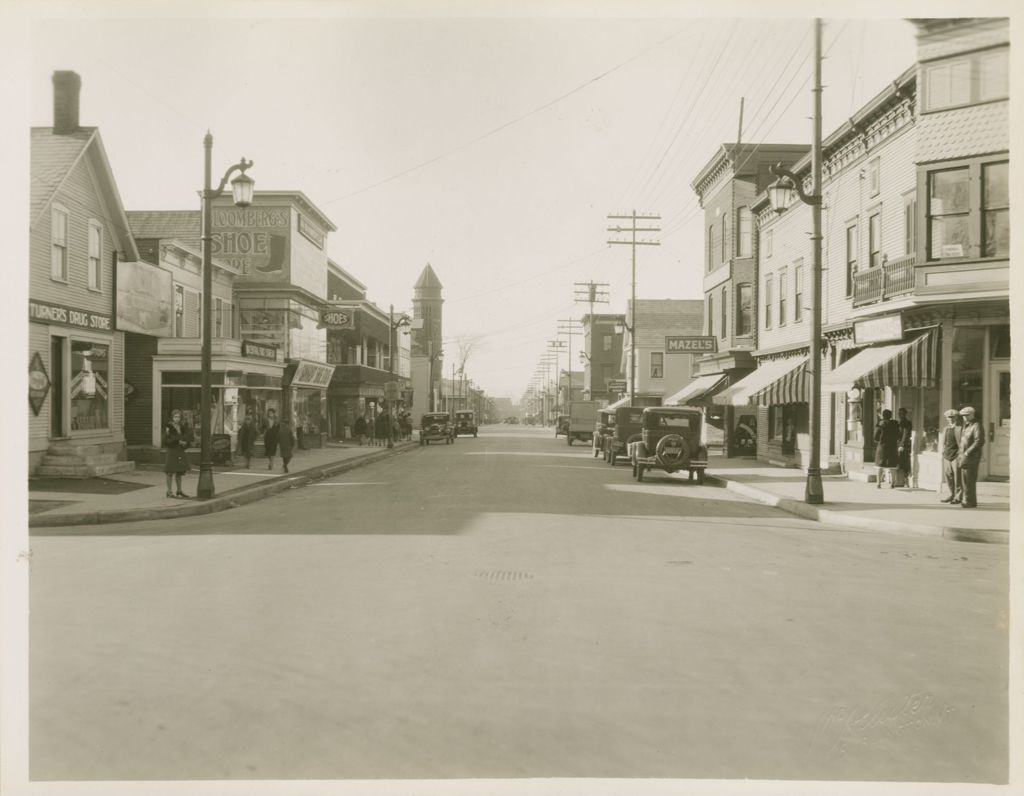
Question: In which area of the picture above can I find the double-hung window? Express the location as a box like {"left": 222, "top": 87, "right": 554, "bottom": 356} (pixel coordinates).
{"left": 903, "top": 194, "right": 917, "bottom": 256}
{"left": 735, "top": 283, "right": 752, "bottom": 337}
{"left": 845, "top": 224, "right": 858, "bottom": 295}
{"left": 869, "top": 213, "right": 881, "bottom": 269}
{"left": 721, "top": 213, "right": 729, "bottom": 262}
{"left": 737, "top": 207, "right": 752, "bottom": 257}
{"left": 983, "top": 162, "right": 1009, "bottom": 258}
{"left": 720, "top": 286, "right": 727, "bottom": 339}
{"left": 650, "top": 352, "right": 664, "bottom": 379}
{"left": 928, "top": 167, "right": 971, "bottom": 259}
{"left": 778, "top": 267, "right": 788, "bottom": 327}
{"left": 924, "top": 46, "right": 1008, "bottom": 112}
{"left": 707, "top": 294, "right": 714, "bottom": 337}
{"left": 51, "top": 207, "right": 68, "bottom": 281}
{"left": 88, "top": 221, "right": 102, "bottom": 290}
{"left": 793, "top": 262, "right": 803, "bottom": 323}
{"left": 764, "top": 274, "right": 773, "bottom": 330}
{"left": 925, "top": 159, "right": 1009, "bottom": 261}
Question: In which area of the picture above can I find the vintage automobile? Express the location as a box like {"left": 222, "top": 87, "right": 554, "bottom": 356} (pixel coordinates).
{"left": 628, "top": 406, "right": 708, "bottom": 483}
{"left": 593, "top": 409, "right": 614, "bottom": 458}
{"left": 419, "top": 412, "right": 454, "bottom": 445}
{"left": 554, "top": 414, "right": 570, "bottom": 438}
{"left": 605, "top": 405, "right": 646, "bottom": 465}
{"left": 453, "top": 410, "right": 478, "bottom": 438}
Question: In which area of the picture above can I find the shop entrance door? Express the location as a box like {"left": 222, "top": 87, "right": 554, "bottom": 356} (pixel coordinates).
{"left": 988, "top": 365, "right": 1010, "bottom": 478}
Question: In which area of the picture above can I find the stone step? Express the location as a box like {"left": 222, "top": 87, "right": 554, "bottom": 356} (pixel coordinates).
{"left": 47, "top": 442, "right": 121, "bottom": 458}
{"left": 39, "top": 453, "right": 119, "bottom": 467}
{"left": 35, "top": 460, "right": 136, "bottom": 478}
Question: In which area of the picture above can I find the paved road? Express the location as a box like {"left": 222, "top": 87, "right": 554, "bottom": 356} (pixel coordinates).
{"left": 29, "top": 425, "right": 1008, "bottom": 783}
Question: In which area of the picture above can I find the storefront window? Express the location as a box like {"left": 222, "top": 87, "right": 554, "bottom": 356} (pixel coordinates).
{"left": 293, "top": 388, "right": 324, "bottom": 435}
{"left": 70, "top": 341, "right": 109, "bottom": 431}
{"left": 951, "top": 327, "right": 985, "bottom": 410}
{"left": 990, "top": 325, "right": 1011, "bottom": 359}
{"left": 289, "top": 300, "right": 326, "bottom": 362}
{"left": 921, "top": 387, "right": 940, "bottom": 453}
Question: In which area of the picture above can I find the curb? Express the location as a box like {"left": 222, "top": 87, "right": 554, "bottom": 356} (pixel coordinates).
{"left": 706, "top": 475, "right": 1009, "bottom": 545}
{"left": 30, "top": 443, "right": 419, "bottom": 528}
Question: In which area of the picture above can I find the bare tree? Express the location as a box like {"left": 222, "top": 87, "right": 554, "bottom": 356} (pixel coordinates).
{"left": 454, "top": 335, "right": 479, "bottom": 410}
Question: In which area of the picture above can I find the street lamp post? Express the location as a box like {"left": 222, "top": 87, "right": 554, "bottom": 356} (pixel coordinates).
{"left": 197, "top": 132, "right": 254, "bottom": 500}
{"left": 767, "top": 18, "right": 823, "bottom": 505}
{"left": 386, "top": 305, "right": 410, "bottom": 449}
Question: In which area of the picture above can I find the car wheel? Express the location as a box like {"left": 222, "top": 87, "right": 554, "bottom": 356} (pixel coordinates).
{"left": 696, "top": 469, "right": 705, "bottom": 485}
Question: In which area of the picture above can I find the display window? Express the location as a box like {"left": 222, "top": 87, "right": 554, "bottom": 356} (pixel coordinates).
{"left": 294, "top": 388, "right": 324, "bottom": 434}
{"left": 70, "top": 340, "right": 109, "bottom": 431}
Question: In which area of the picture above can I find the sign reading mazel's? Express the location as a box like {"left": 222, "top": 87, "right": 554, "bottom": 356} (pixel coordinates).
{"left": 666, "top": 336, "right": 718, "bottom": 354}
{"left": 30, "top": 300, "right": 113, "bottom": 331}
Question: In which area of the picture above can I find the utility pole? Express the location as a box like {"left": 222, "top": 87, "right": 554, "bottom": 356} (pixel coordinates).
{"left": 608, "top": 211, "right": 660, "bottom": 406}
{"left": 547, "top": 339, "right": 567, "bottom": 412}
{"left": 573, "top": 282, "right": 609, "bottom": 399}
{"left": 557, "top": 319, "right": 583, "bottom": 403}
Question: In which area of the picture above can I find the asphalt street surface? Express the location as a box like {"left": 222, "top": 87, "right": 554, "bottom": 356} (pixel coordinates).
{"left": 29, "top": 425, "right": 1008, "bottom": 783}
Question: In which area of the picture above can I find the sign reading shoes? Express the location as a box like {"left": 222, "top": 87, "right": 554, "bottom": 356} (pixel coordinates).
{"left": 319, "top": 308, "right": 356, "bottom": 329}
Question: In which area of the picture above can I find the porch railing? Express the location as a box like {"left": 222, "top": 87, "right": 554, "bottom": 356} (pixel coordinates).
{"left": 852, "top": 253, "right": 916, "bottom": 307}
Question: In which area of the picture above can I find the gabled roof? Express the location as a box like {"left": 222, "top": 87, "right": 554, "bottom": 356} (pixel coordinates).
{"left": 414, "top": 263, "right": 443, "bottom": 290}
{"left": 126, "top": 210, "right": 200, "bottom": 240}
{"left": 31, "top": 126, "right": 139, "bottom": 260}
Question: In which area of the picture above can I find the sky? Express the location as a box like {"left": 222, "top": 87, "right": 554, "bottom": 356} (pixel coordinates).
{"left": 14, "top": 2, "right": 933, "bottom": 399}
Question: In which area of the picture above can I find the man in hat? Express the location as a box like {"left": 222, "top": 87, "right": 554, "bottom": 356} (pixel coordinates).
{"left": 957, "top": 406, "right": 985, "bottom": 508}
{"left": 939, "top": 409, "right": 963, "bottom": 504}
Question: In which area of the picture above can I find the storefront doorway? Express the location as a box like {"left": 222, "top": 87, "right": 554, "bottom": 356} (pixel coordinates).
{"left": 988, "top": 364, "right": 1010, "bottom": 478}
{"left": 50, "top": 335, "right": 65, "bottom": 437}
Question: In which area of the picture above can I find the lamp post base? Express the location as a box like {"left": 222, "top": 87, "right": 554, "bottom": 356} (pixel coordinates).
{"left": 805, "top": 468, "right": 824, "bottom": 504}
{"left": 197, "top": 464, "right": 215, "bottom": 499}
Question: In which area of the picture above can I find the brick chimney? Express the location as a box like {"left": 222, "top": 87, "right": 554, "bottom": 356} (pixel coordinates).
{"left": 52, "top": 71, "right": 81, "bottom": 135}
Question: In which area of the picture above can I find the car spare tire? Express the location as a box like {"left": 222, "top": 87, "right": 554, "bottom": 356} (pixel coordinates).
{"left": 655, "top": 434, "right": 689, "bottom": 467}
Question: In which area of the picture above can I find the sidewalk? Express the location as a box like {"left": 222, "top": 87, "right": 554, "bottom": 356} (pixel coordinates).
{"left": 707, "top": 455, "right": 1010, "bottom": 544}
{"left": 29, "top": 440, "right": 418, "bottom": 528}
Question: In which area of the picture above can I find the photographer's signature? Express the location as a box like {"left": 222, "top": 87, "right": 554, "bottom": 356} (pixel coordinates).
{"left": 811, "top": 692, "right": 955, "bottom": 756}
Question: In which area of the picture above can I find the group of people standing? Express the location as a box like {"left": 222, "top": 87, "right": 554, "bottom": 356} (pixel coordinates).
{"left": 352, "top": 410, "right": 413, "bottom": 446}
{"left": 873, "top": 405, "right": 985, "bottom": 508}
{"left": 162, "top": 409, "right": 298, "bottom": 498}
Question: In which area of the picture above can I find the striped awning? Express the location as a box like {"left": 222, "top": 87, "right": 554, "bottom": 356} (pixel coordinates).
{"left": 713, "top": 356, "right": 809, "bottom": 407}
{"left": 823, "top": 331, "right": 939, "bottom": 393}
{"left": 665, "top": 373, "right": 729, "bottom": 406}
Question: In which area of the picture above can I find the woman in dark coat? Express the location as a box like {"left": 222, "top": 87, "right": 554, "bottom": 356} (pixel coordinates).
{"left": 874, "top": 409, "right": 901, "bottom": 488}
{"left": 278, "top": 419, "right": 296, "bottom": 473}
{"left": 374, "top": 411, "right": 388, "bottom": 446}
{"left": 896, "top": 407, "right": 913, "bottom": 487}
{"left": 237, "top": 414, "right": 258, "bottom": 469}
{"left": 263, "top": 409, "right": 280, "bottom": 470}
{"left": 163, "top": 409, "right": 193, "bottom": 498}
{"left": 353, "top": 414, "right": 367, "bottom": 446}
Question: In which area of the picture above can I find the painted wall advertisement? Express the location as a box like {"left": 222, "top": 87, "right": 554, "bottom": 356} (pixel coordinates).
{"left": 116, "top": 260, "right": 174, "bottom": 335}
{"left": 211, "top": 205, "right": 291, "bottom": 281}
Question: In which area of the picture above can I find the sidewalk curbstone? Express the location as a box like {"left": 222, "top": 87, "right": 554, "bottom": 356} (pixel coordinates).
{"left": 706, "top": 475, "right": 1008, "bottom": 545}
{"left": 30, "top": 442, "right": 420, "bottom": 528}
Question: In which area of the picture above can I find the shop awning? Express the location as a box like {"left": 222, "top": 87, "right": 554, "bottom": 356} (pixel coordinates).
{"left": 713, "top": 356, "right": 808, "bottom": 407}
{"left": 823, "top": 331, "right": 939, "bottom": 393}
{"left": 665, "top": 373, "right": 729, "bottom": 406}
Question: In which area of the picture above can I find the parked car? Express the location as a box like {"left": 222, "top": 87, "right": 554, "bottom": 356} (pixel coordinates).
{"left": 420, "top": 412, "right": 454, "bottom": 445}
{"left": 628, "top": 406, "right": 708, "bottom": 483}
{"left": 554, "top": 414, "right": 570, "bottom": 437}
{"left": 453, "top": 410, "right": 478, "bottom": 438}
{"left": 593, "top": 409, "right": 614, "bottom": 458}
{"left": 566, "top": 400, "right": 598, "bottom": 446}
{"left": 606, "top": 405, "right": 645, "bottom": 465}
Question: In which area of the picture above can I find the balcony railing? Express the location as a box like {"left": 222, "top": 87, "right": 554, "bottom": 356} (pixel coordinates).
{"left": 852, "top": 253, "right": 916, "bottom": 307}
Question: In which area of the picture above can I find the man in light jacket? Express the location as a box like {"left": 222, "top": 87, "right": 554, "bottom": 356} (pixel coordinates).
{"left": 957, "top": 406, "right": 985, "bottom": 509}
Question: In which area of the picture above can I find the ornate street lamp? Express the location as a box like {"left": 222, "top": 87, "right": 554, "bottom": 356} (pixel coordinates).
{"left": 765, "top": 18, "right": 824, "bottom": 506}
{"left": 198, "top": 132, "right": 254, "bottom": 499}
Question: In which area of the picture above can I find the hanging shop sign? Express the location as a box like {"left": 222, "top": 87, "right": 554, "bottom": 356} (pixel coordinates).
{"left": 291, "top": 360, "right": 336, "bottom": 389}
{"left": 319, "top": 307, "right": 356, "bottom": 330}
{"left": 29, "top": 300, "right": 113, "bottom": 332}
{"left": 607, "top": 379, "right": 627, "bottom": 392}
{"left": 28, "top": 351, "right": 51, "bottom": 416}
{"left": 116, "top": 260, "right": 174, "bottom": 335}
{"left": 242, "top": 340, "right": 279, "bottom": 361}
{"left": 854, "top": 314, "right": 904, "bottom": 346}
{"left": 210, "top": 205, "right": 290, "bottom": 278}
{"left": 666, "top": 336, "right": 718, "bottom": 354}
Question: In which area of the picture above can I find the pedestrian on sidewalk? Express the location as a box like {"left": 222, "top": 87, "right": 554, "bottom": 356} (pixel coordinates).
{"left": 896, "top": 407, "right": 914, "bottom": 488}
{"left": 353, "top": 414, "right": 367, "bottom": 446}
{"left": 366, "top": 411, "right": 378, "bottom": 447}
{"left": 375, "top": 411, "right": 388, "bottom": 447}
{"left": 874, "top": 409, "right": 900, "bottom": 488}
{"left": 162, "top": 409, "right": 193, "bottom": 498}
{"left": 940, "top": 409, "right": 963, "bottom": 504}
{"left": 237, "top": 413, "right": 258, "bottom": 469}
{"left": 278, "top": 418, "right": 296, "bottom": 473}
{"left": 957, "top": 406, "right": 985, "bottom": 508}
{"left": 264, "top": 409, "right": 280, "bottom": 470}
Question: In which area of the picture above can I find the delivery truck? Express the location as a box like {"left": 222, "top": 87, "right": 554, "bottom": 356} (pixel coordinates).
{"left": 566, "top": 400, "right": 599, "bottom": 446}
